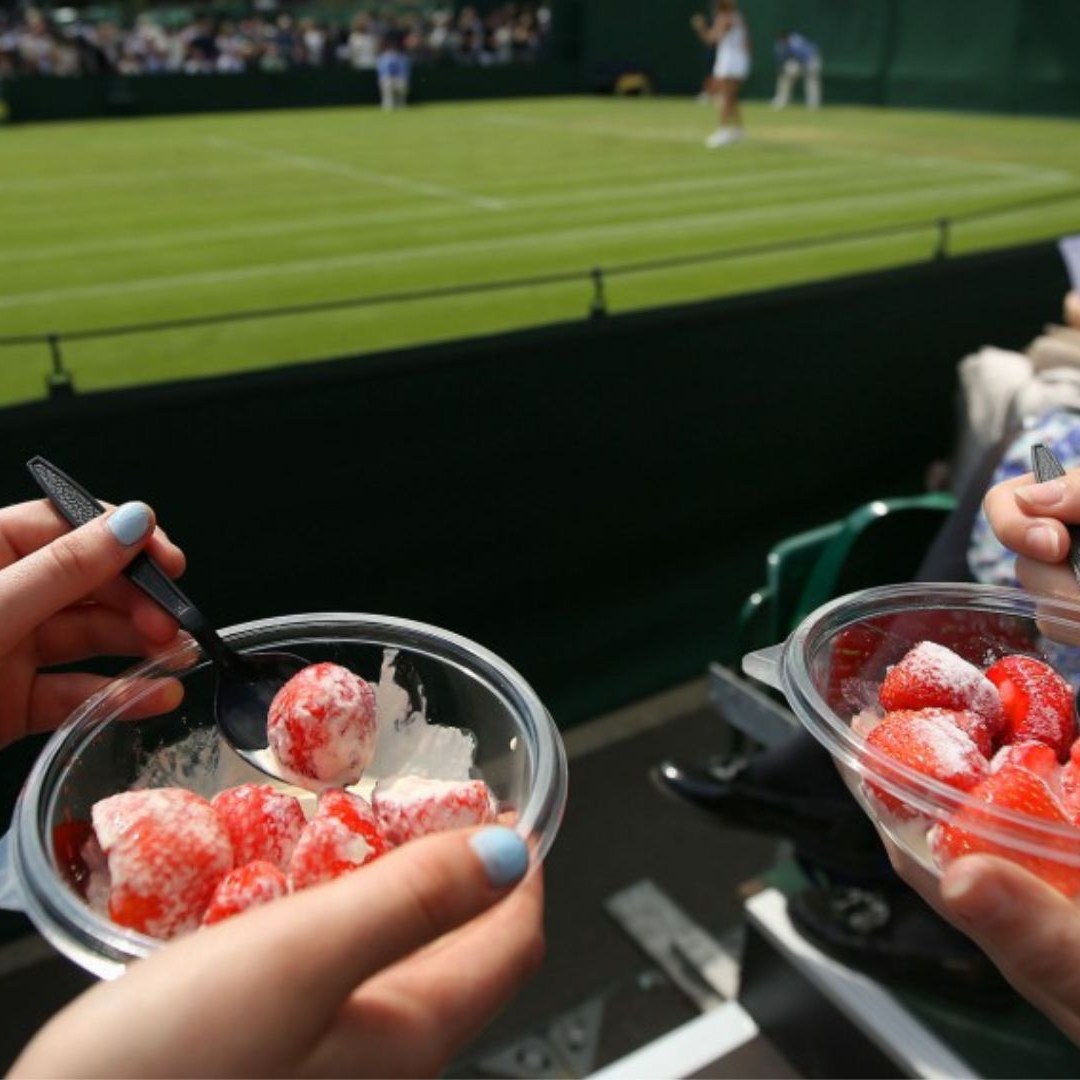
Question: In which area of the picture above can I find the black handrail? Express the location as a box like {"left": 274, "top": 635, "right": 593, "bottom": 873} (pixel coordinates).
{"left": 3, "top": 185, "right": 1079, "bottom": 389}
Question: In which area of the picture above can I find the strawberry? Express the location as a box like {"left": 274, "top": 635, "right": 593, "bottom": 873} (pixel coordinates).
{"left": 210, "top": 784, "right": 306, "bottom": 871}
{"left": 267, "top": 662, "right": 377, "bottom": 785}
{"left": 985, "top": 655, "right": 1076, "bottom": 761}
{"left": 991, "top": 740, "right": 1059, "bottom": 783}
{"left": 825, "top": 624, "right": 883, "bottom": 714}
{"left": 91, "top": 789, "right": 234, "bottom": 939}
{"left": 202, "top": 861, "right": 289, "bottom": 926}
{"left": 864, "top": 710, "right": 988, "bottom": 819}
{"left": 372, "top": 775, "right": 497, "bottom": 846}
{"left": 52, "top": 820, "right": 93, "bottom": 895}
{"left": 1058, "top": 740, "right": 1080, "bottom": 824}
{"left": 289, "top": 788, "right": 386, "bottom": 891}
{"left": 879, "top": 641, "right": 1003, "bottom": 732}
{"left": 931, "top": 764, "right": 1080, "bottom": 897}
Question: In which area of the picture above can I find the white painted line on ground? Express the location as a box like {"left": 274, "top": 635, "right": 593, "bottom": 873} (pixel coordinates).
{"left": 6, "top": 159, "right": 921, "bottom": 264}
{"left": 485, "top": 111, "right": 1075, "bottom": 185}
{"left": 0, "top": 173, "right": 1060, "bottom": 311}
{"left": 0, "top": 162, "right": 301, "bottom": 195}
{"left": 746, "top": 888, "right": 976, "bottom": 1080}
{"left": 202, "top": 135, "right": 509, "bottom": 211}
{"left": 586, "top": 1001, "right": 759, "bottom": 1080}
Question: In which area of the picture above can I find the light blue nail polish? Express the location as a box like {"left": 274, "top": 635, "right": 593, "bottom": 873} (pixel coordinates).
{"left": 470, "top": 826, "right": 529, "bottom": 888}
{"left": 108, "top": 501, "right": 152, "bottom": 546}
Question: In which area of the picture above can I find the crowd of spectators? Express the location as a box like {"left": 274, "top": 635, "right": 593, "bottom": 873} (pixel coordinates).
{"left": 0, "top": 3, "right": 551, "bottom": 77}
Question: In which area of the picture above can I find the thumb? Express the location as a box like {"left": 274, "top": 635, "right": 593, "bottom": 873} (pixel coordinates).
{"left": 941, "top": 855, "right": 1080, "bottom": 1041}
{"left": 0, "top": 502, "right": 156, "bottom": 653}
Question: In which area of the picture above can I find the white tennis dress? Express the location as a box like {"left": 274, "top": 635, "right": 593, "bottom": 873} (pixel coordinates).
{"left": 713, "top": 13, "right": 751, "bottom": 80}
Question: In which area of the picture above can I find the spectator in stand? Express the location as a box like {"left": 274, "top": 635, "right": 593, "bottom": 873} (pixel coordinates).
{"left": 0, "top": 4, "right": 549, "bottom": 78}
{"left": 772, "top": 31, "right": 822, "bottom": 109}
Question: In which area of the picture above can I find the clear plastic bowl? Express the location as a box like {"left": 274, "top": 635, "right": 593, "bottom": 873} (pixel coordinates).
{"left": 0, "top": 613, "right": 567, "bottom": 978}
{"left": 743, "top": 582, "right": 1080, "bottom": 893}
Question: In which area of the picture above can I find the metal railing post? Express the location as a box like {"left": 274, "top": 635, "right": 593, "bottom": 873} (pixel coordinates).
{"left": 46, "top": 333, "right": 75, "bottom": 399}
{"left": 934, "top": 218, "right": 951, "bottom": 261}
{"left": 589, "top": 267, "right": 608, "bottom": 319}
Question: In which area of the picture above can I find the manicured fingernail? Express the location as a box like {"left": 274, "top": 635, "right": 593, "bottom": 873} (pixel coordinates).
{"left": 1017, "top": 479, "right": 1067, "bottom": 508}
{"left": 1026, "top": 523, "right": 1062, "bottom": 561}
{"left": 469, "top": 826, "right": 529, "bottom": 888}
{"left": 107, "top": 501, "right": 152, "bottom": 546}
{"left": 941, "top": 861, "right": 1007, "bottom": 921}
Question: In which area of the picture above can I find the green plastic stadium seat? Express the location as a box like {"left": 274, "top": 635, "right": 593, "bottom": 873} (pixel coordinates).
{"left": 790, "top": 492, "right": 958, "bottom": 628}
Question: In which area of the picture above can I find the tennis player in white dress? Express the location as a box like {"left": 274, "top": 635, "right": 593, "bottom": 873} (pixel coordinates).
{"left": 691, "top": 0, "right": 751, "bottom": 148}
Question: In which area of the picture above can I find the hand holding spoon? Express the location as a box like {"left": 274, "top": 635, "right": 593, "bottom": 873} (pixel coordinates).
{"left": 27, "top": 457, "right": 308, "bottom": 786}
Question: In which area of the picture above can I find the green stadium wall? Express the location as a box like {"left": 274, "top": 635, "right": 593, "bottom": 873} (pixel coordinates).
{"left": 0, "top": 61, "right": 580, "bottom": 124}
{"left": 4, "top": 0, "right": 1079, "bottom": 123}
{"left": 0, "top": 241, "right": 1067, "bottom": 725}
{"left": 554, "top": 0, "right": 1080, "bottom": 116}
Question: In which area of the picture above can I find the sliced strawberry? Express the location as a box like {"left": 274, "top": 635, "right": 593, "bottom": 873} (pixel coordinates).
{"left": 864, "top": 710, "right": 988, "bottom": 819}
{"left": 211, "top": 784, "right": 306, "bottom": 871}
{"left": 985, "top": 655, "right": 1076, "bottom": 761}
{"left": 267, "top": 662, "right": 377, "bottom": 785}
{"left": 1058, "top": 740, "right": 1080, "bottom": 824}
{"left": 202, "top": 861, "right": 290, "bottom": 926}
{"left": 931, "top": 764, "right": 1080, "bottom": 897}
{"left": 991, "top": 739, "right": 1060, "bottom": 783}
{"left": 879, "top": 642, "right": 1004, "bottom": 732}
{"left": 91, "top": 788, "right": 234, "bottom": 940}
{"left": 289, "top": 789, "right": 386, "bottom": 891}
{"left": 372, "top": 775, "right": 497, "bottom": 846}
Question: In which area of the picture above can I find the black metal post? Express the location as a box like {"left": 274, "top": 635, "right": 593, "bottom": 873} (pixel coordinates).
{"left": 934, "top": 218, "right": 951, "bottom": 261}
{"left": 45, "top": 334, "right": 75, "bottom": 399}
{"left": 589, "top": 267, "right": 608, "bottom": 319}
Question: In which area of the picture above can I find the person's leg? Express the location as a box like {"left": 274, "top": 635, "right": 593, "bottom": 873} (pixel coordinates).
{"left": 805, "top": 58, "right": 822, "bottom": 108}
{"left": 706, "top": 78, "right": 735, "bottom": 147}
{"left": 773, "top": 60, "right": 796, "bottom": 108}
{"left": 379, "top": 75, "right": 394, "bottom": 110}
{"left": 724, "top": 78, "right": 743, "bottom": 130}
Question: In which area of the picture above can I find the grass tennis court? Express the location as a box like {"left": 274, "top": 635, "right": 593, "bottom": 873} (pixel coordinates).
{"left": 2, "top": 96, "right": 1080, "bottom": 404}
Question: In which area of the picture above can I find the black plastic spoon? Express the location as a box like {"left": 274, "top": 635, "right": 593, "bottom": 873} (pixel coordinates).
{"left": 1031, "top": 443, "right": 1080, "bottom": 588}
{"left": 27, "top": 456, "right": 308, "bottom": 784}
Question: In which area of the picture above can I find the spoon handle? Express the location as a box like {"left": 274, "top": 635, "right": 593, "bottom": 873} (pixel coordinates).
{"left": 26, "top": 456, "right": 236, "bottom": 668}
{"left": 1030, "top": 443, "right": 1080, "bottom": 588}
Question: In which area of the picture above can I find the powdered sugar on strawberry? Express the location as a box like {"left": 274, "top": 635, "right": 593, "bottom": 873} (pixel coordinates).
{"left": 91, "top": 788, "right": 234, "bottom": 940}
{"left": 879, "top": 641, "right": 1004, "bottom": 731}
{"left": 373, "top": 775, "right": 496, "bottom": 846}
{"left": 211, "top": 784, "right": 306, "bottom": 871}
{"left": 289, "top": 788, "right": 387, "bottom": 890}
{"left": 203, "top": 861, "right": 290, "bottom": 925}
{"left": 267, "top": 663, "right": 377, "bottom": 785}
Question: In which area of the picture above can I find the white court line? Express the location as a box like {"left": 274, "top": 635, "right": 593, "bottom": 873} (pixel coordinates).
{"left": 0, "top": 173, "right": 1060, "bottom": 312}
{"left": 202, "top": 135, "right": 509, "bottom": 211}
{"left": 0, "top": 161, "right": 304, "bottom": 195}
{"left": 6, "top": 159, "right": 912, "bottom": 265}
{"left": 485, "top": 112, "right": 1074, "bottom": 185}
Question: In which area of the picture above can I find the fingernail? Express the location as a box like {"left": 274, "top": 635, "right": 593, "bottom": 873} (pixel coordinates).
{"left": 469, "top": 826, "right": 529, "bottom": 888}
{"left": 1017, "top": 479, "right": 1067, "bottom": 508}
{"left": 941, "top": 860, "right": 1008, "bottom": 921}
{"left": 1026, "top": 523, "right": 1062, "bottom": 561}
{"left": 107, "top": 501, "right": 152, "bottom": 546}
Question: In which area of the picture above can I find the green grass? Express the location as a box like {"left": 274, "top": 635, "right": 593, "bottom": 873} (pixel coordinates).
{"left": 2, "top": 95, "right": 1080, "bottom": 404}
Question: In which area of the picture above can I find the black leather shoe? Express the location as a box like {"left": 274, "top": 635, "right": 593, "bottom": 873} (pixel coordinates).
{"left": 788, "top": 883, "right": 1011, "bottom": 1003}
{"left": 652, "top": 756, "right": 896, "bottom": 884}
{"left": 653, "top": 756, "right": 856, "bottom": 834}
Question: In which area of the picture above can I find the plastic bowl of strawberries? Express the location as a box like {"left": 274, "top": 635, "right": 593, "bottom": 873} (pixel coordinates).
{"left": 743, "top": 582, "right": 1080, "bottom": 898}
{"left": 0, "top": 613, "right": 567, "bottom": 978}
